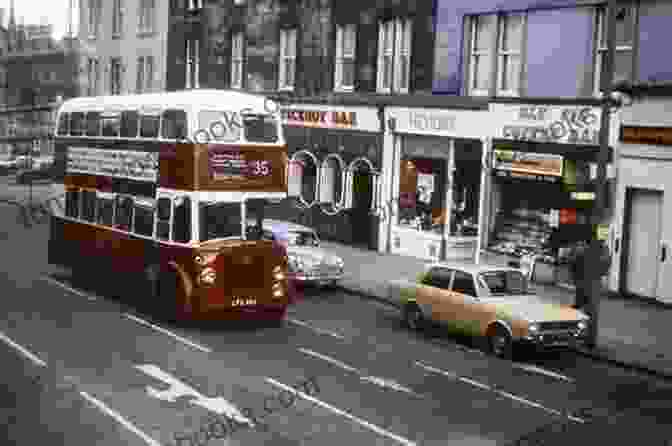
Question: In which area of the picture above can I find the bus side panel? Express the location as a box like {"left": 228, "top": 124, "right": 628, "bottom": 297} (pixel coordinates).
{"left": 48, "top": 218, "right": 110, "bottom": 273}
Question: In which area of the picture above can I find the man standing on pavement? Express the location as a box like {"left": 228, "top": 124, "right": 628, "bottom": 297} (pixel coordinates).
{"left": 570, "top": 239, "right": 590, "bottom": 310}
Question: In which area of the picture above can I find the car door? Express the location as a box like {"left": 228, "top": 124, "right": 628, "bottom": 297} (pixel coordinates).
{"left": 417, "top": 267, "right": 454, "bottom": 322}
{"left": 444, "top": 270, "right": 486, "bottom": 337}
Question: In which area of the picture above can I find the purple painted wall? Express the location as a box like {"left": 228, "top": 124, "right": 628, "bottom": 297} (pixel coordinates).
{"left": 525, "top": 7, "right": 594, "bottom": 97}
{"left": 432, "top": 0, "right": 590, "bottom": 94}
{"left": 637, "top": 1, "right": 672, "bottom": 83}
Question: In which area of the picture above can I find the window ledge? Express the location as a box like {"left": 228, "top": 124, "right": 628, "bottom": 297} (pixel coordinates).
{"left": 278, "top": 86, "right": 294, "bottom": 92}
{"left": 137, "top": 30, "right": 157, "bottom": 38}
{"left": 334, "top": 86, "right": 355, "bottom": 93}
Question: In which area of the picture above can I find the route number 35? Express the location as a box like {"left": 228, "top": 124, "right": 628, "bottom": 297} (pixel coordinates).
{"left": 250, "top": 160, "right": 270, "bottom": 176}
{"left": 232, "top": 298, "right": 257, "bottom": 306}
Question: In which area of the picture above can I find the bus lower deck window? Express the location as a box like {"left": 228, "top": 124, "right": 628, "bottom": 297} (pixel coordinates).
{"left": 65, "top": 190, "right": 79, "bottom": 218}
{"left": 133, "top": 204, "right": 154, "bottom": 237}
{"left": 81, "top": 191, "right": 96, "bottom": 222}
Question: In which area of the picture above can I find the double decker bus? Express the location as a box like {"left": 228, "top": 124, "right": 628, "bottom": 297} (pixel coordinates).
{"left": 48, "top": 90, "right": 291, "bottom": 322}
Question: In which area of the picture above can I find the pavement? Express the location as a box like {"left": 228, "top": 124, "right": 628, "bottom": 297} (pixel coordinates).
{"left": 321, "top": 240, "right": 672, "bottom": 381}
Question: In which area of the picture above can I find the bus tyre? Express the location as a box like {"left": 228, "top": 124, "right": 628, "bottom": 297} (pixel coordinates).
{"left": 144, "top": 265, "right": 160, "bottom": 312}
{"left": 158, "top": 270, "right": 181, "bottom": 322}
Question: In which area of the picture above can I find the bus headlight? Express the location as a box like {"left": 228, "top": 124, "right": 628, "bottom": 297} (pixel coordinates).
{"left": 199, "top": 267, "right": 217, "bottom": 285}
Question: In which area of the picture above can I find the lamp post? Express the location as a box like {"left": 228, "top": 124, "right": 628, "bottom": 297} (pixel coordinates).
{"left": 586, "top": 0, "right": 618, "bottom": 349}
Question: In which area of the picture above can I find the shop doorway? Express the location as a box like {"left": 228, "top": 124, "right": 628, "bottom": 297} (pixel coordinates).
{"left": 622, "top": 188, "right": 663, "bottom": 299}
{"left": 350, "top": 159, "right": 374, "bottom": 248}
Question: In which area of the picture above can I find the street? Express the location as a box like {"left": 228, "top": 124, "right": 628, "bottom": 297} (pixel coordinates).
{"left": 1, "top": 194, "right": 672, "bottom": 446}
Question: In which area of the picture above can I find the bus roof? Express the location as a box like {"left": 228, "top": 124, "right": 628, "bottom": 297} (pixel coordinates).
{"left": 58, "top": 89, "right": 278, "bottom": 115}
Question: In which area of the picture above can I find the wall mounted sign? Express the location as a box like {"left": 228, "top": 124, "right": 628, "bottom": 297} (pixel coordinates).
{"left": 280, "top": 104, "right": 380, "bottom": 132}
{"left": 492, "top": 149, "right": 564, "bottom": 178}
{"left": 492, "top": 104, "right": 602, "bottom": 146}
{"left": 67, "top": 147, "right": 158, "bottom": 182}
{"left": 387, "top": 106, "right": 487, "bottom": 139}
{"left": 620, "top": 126, "right": 672, "bottom": 146}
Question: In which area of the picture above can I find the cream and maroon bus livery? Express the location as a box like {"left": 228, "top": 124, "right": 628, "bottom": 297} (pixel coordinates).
{"left": 48, "top": 89, "right": 291, "bottom": 322}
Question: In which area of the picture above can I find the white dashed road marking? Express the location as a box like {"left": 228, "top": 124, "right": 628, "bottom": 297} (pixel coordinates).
{"left": 0, "top": 330, "right": 47, "bottom": 367}
{"left": 300, "top": 348, "right": 418, "bottom": 396}
{"left": 41, "top": 276, "right": 97, "bottom": 301}
{"left": 78, "top": 390, "right": 162, "bottom": 446}
{"left": 514, "top": 363, "right": 575, "bottom": 383}
{"left": 414, "top": 361, "right": 585, "bottom": 423}
{"left": 266, "top": 377, "right": 417, "bottom": 446}
{"left": 123, "top": 313, "right": 212, "bottom": 353}
{"left": 288, "top": 318, "right": 346, "bottom": 340}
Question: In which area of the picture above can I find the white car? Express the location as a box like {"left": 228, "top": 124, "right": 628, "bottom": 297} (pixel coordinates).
{"left": 248, "top": 219, "right": 345, "bottom": 286}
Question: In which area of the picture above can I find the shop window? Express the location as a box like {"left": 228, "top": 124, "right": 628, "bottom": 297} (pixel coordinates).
{"left": 65, "top": 190, "right": 80, "bottom": 218}
{"left": 133, "top": 199, "right": 155, "bottom": 237}
{"left": 594, "top": 5, "right": 635, "bottom": 95}
{"left": 291, "top": 153, "right": 317, "bottom": 206}
{"left": 319, "top": 157, "right": 343, "bottom": 206}
{"left": 172, "top": 196, "right": 191, "bottom": 243}
{"left": 397, "top": 157, "right": 446, "bottom": 235}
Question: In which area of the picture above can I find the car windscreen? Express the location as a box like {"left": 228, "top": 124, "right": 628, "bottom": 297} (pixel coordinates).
{"left": 199, "top": 201, "right": 242, "bottom": 241}
{"left": 286, "top": 230, "right": 319, "bottom": 246}
{"left": 478, "top": 271, "right": 528, "bottom": 296}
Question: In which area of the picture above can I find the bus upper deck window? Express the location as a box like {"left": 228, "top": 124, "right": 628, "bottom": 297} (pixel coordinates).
{"left": 70, "top": 112, "right": 85, "bottom": 136}
{"left": 120, "top": 111, "right": 139, "bottom": 138}
{"left": 57, "top": 113, "right": 69, "bottom": 135}
{"left": 243, "top": 114, "right": 278, "bottom": 143}
{"left": 140, "top": 114, "right": 160, "bottom": 138}
{"left": 161, "top": 110, "right": 188, "bottom": 140}
{"left": 86, "top": 112, "right": 101, "bottom": 137}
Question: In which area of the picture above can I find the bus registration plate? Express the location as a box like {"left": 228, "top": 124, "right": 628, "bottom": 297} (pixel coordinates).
{"left": 232, "top": 298, "right": 257, "bottom": 307}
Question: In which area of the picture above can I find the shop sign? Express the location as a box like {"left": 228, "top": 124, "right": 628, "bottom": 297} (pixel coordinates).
{"left": 282, "top": 109, "right": 357, "bottom": 128}
{"left": 492, "top": 149, "right": 564, "bottom": 179}
{"left": 596, "top": 224, "right": 609, "bottom": 241}
{"left": 492, "top": 104, "right": 602, "bottom": 146}
{"left": 66, "top": 147, "right": 158, "bottom": 182}
{"left": 408, "top": 111, "right": 456, "bottom": 133}
{"left": 620, "top": 126, "right": 672, "bottom": 146}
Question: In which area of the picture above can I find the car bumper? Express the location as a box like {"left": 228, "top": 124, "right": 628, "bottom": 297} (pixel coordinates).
{"left": 290, "top": 271, "right": 344, "bottom": 285}
{"left": 521, "top": 331, "right": 590, "bottom": 349}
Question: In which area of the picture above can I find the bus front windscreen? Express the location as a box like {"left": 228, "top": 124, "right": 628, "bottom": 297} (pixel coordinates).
{"left": 200, "top": 202, "right": 242, "bottom": 241}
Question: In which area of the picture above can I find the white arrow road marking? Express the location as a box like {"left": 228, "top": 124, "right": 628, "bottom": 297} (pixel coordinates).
{"left": 414, "top": 361, "right": 585, "bottom": 423}
{"left": 513, "top": 363, "right": 575, "bottom": 383}
{"left": 266, "top": 377, "right": 417, "bottom": 446}
{"left": 135, "top": 364, "right": 253, "bottom": 427}
{"left": 288, "top": 318, "right": 346, "bottom": 340}
{"left": 0, "top": 330, "right": 47, "bottom": 367}
{"left": 78, "top": 390, "right": 162, "bottom": 446}
{"left": 299, "top": 348, "right": 418, "bottom": 396}
{"left": 124, "top": 314, "right": 212, "bottom": 353}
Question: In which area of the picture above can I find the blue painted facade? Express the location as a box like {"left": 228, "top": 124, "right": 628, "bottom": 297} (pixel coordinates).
{"left": 433, "top": 0, "right": 672, "bottom": 95}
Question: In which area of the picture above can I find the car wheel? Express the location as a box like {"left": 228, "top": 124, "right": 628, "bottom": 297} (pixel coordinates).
{"left": 487, "top": 324, "right": 513, "bottom": 359}
{"left": 403, "top": 303, "right": 425, "bottom": 331}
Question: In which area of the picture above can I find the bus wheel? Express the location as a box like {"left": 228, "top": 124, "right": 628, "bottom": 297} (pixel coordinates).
{"left": 156, "top": 270, "right": 180, "bottom": 322}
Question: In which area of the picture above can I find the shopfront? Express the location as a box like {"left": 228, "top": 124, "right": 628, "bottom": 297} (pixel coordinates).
{"left": 381, "top": 106, "right": 489, "bottom": 261}
{"left": 486, "top": 102, "right": 615, "bottom": 285}
{"left": 610, "top": 97, "right": 672, "bottom": 304}
{"left": 266, "top": 102, "right": 382, "bottom": 250}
